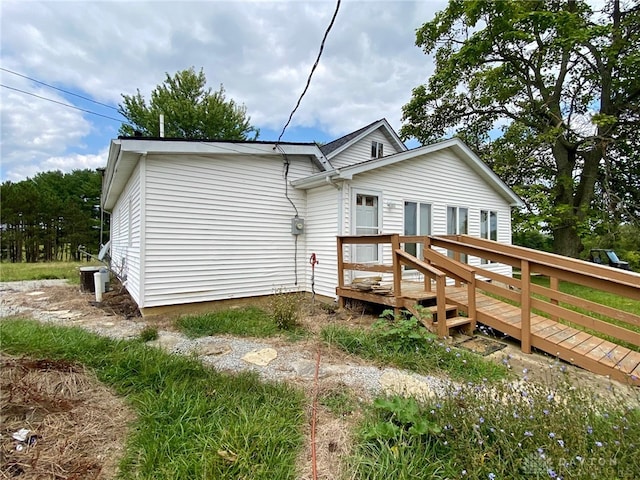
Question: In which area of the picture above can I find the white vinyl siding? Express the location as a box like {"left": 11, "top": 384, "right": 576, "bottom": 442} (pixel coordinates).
{"left": 330, "top": 130, "right": 402, "bottom": 168}
{"left": 141, "top": 154, "right": 313, "bottom": 308}
{"left": 110, "top": 161, "right": 142, "bottom": 304}
{"left": 305, "top": 185, "right": 340, "bottom": 298}
{"left": 342, "top": 149, "right": 514, "bottom": 277}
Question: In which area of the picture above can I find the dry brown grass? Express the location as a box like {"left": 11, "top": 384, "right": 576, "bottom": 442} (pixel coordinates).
{"left": 0, "top": 355, "right": 135, "bottom": 479}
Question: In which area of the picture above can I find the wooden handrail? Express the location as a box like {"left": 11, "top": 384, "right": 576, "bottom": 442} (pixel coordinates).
{"left": 394, "top": 248, "right": 446, "bottom": 279}
{"left": 428, "top": 234, "right": 640, "bottom": 350}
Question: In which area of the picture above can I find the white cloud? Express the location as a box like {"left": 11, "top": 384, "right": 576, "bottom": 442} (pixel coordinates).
{"left": 0, "top": 0, "right": 445, "bottom": 181}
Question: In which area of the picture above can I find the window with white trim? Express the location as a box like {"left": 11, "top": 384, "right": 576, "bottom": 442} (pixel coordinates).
{"left": 480, "top": 210, "right": 498, "bottom": 264}
{"left": 447, "top": 206, "right": 468, "bottom": 262}
{"left": 404, "top": 201, "right": 431, "bottom": 262}
{"left": 371, "top": 141, "right": 384, "bottom": 159}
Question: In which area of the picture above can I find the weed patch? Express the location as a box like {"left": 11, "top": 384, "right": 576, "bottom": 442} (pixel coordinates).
{"left": 350, "top": 375, "right": 640, "bottom": 479}
{"left": 321, "top": 312, "right": 508, "bottom": 383}
{"left": 176, "top": 306, "right": 278, "bottom": 338}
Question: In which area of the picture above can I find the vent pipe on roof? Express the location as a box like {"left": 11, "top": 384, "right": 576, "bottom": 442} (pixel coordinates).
{"left": 159, "top": 114, "right": 165, "bottom": 138}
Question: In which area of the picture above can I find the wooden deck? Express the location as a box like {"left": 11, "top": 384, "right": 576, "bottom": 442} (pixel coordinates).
{"left": 336, "top": 234, "right": 640, "bottom": 387}
{"left": 445, "top": 287, "right": 640, "bottom": 386}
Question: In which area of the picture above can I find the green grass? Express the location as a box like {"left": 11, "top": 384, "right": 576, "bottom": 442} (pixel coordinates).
{"left": 0, "top": 319, "right": 306, "bottom": 479}
{"left": 321, "top": 314, "right": 509, "bottom": 383}
{"left": 0, "top": 261, "right": 101, "bottom": 283}
{"left": 528, "top": 275, "right": 640, "bottom": 316}
{"left": 176, "top": 306, "right": 307, "bottom": 340}
{"left": 350, "top": 376, "right": 640, "bottom": 479}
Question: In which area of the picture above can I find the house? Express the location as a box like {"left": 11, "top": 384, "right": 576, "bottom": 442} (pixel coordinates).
{"left": 101, "top": 119, "right": 522, "bottom": 315}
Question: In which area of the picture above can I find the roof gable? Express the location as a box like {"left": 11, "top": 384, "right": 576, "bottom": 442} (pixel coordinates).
{"left": 293, "top": 137, "right": 523, "bottom": 207}
{"left": 319, "top": 118, "right": 407, "bottom": 160}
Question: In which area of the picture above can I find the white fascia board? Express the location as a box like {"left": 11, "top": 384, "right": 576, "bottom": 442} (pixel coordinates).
{"left": 117, "top": 139, "right": 322, "bottom": 158}
{"left": 102, "top": 139, "right": 121, "bottom": 209}
{"left": 291, "top": 170, "right": 340, "bottom": 189}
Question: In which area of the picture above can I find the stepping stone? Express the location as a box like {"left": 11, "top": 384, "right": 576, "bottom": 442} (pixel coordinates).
{"left": 291, "top": 359, "right": 350, "bottom": 379}
{"left": 242, "top": 348, "right": 277, "bottom": 366}
{"left": 199, "top": 343, "right": 232, "bottom": 356}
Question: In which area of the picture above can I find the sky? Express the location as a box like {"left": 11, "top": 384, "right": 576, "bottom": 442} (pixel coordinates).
{"left": 0, "top": 0, "right": 447, "bottom": 183}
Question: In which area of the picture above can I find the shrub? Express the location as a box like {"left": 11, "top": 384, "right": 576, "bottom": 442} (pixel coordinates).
{"left": 269, "top": 288, "right": 304, "bottom": 330}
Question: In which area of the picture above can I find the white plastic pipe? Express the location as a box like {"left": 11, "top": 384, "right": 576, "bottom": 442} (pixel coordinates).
{"left": 94, "top": 272, "right": 103, "bottom": 302}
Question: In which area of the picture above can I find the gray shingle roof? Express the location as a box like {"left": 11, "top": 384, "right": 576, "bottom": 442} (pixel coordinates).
{"left": 319, "top": 119, "right": 385, "bottom": 156}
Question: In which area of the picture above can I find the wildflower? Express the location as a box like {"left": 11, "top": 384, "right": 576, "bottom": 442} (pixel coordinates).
{"left": 446, "top": 347, "right": 451, "bottom": 353}
{"left": 523, "top": 368, "right": 528, "bottom": 374}
{"left": 548, "top": 432, "right": 556, "bottom": 439}
{"left": 462, "top": 470, "right": 467, "bottom": 476}
{"left": 524, "top": 431, "right": 533, "bottom": 437}
{"left": 547, "top": 393, "right": 554, "bottom": 402}
{"left": 543, "top": 409, "right": 550, "bottom": 415}
{"left": 547, "top": 468, "right": 557, "bottom": 478}
{"left": 557, "top": 439, "right": 565, "bottom": 448}
{"left": 575, "top": 455, "right": 583, "bottom": 462}
{"left": 587, "top": 426, "right": 593, "bottom": 434}
{"left": 488, "top": 473, "right": 496, "bottom": 480}
{"left": 595, "top": 441, "right": 603, "bottom": 447}
{"left": 513, "top": 412, "right": 519, "bottom": 419}
{"left": 479, "top": 417, "right": 485, "bottom": 423}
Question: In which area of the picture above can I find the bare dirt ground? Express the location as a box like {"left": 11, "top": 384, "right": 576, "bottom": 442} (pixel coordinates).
{"left": 1, "top": 282, "right": 637, "bottom": 479}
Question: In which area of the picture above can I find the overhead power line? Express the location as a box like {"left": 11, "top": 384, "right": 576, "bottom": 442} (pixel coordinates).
{"left": 276, "top": 0, "right": 341, "bottom": 144}
{"left": 0, "top": 84, "right": 130, "bottom": 125}
{"left": 0, "top": 67, "right": 120, "bottom": 111}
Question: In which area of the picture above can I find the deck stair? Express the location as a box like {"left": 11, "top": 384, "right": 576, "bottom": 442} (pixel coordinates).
{"left": 405, "top": 298, "right": 472, "bottom": 336}
{"left": 336, "top": 234, "right": 640, "bottom": 385}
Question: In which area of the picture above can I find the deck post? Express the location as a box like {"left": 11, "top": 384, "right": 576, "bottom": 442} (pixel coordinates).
{"left": 337, "top": 236, "right": 345, "bottom": 309}
{"left": 549, "top": 276, "right": 559, "bottom": 321}
{"left": 391, "top": 234, "right": 402, "bottom": 316}
{"left": 436, "top": 275, "right": 448, "bottom": 337}
{"left": 466, "top": 274, "right": 477, "bottom": 335}
{"left": 520, "top": 259, "right": 531, "bottom": 354}
{"left": 423, "top": 236, "right": 432, "bottom": 292}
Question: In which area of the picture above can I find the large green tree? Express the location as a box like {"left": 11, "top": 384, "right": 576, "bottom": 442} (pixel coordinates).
{"left": 118, "top": 67, "right": 259, "bottom": 140}
{"left": 401, "top": 0, "right": 640, "bottom": 257}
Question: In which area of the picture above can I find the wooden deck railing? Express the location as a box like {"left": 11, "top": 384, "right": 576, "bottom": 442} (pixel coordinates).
{"left": 428, "top": 235, "right": 640, "bottom": 354}
{"left": 337, "top": 234, "right": 477, "bottom": 335}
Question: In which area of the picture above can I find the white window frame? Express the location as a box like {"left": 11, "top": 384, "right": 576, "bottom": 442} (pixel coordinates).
{"left": 480, "top": 210, "right": 498, "bottom": 264}
{"left": 404, "top": 201, "right": 432, "bottom": 264}
{"left": 371, "top": 141, "right": 384, "bottom": 159}
{"left": 447, "top": 205, "right": 468, "bottom": 262}
{"left": 351, "top": 189, "right": 383, "bottom": 264}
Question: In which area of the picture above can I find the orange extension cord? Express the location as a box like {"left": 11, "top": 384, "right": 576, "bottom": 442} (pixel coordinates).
{"left": 311, "top": 348, "right": 321, "bottom": 480}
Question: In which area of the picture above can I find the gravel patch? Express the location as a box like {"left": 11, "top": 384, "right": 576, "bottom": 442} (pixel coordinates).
{"left": 0, "top": 280, "right": 455, "bottom": 399}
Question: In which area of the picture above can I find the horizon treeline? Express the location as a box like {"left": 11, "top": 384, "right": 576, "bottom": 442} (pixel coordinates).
{"left": 1, "top": 169, "right": 105, "bottom": 262}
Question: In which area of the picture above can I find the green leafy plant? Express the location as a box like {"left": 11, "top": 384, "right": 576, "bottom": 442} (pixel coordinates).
{"left": 362, "top": 396, "right": 442, "bottom": 442}
{"left": 269, "top": 288, "right": 304, "bottom": 330}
